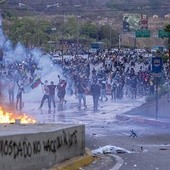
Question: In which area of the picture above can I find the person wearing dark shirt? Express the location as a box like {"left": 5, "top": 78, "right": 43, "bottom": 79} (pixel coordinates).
{"left": 39, "top": 80, "right": 50, "bottom": 109}
{"left": 48, "top": 81, "right": 57, "bottom": 108}
{"left": 91, "top": 68, "right": 97, "bottom": 82}
{"left": 130, "top": 75, "right": 137, "bottom": 99}
{"left": 90, "top": 79, "right": 101, "bottom": 111}
{"left": 111, "top": 80, "right": 117, "bottom": 100}
{"left": 100, "top": 80, "right": 108, "bottom": 101}
{"left": 57, "top": 79, "right": 67, "bottom": 104}
{"left": 76, "top": 79, "right": 87, "bottom": 110}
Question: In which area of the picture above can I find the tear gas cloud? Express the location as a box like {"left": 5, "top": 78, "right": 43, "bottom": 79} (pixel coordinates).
{"left": 0, "top": 16, "right": 62, "bottom": 102}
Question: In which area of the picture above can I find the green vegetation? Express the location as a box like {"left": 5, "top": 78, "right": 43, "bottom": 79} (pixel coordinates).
{"left": 165, "top": 24, "right": 170, "bottom": 48}
{"left": 1, "top": 0, "right": 169, "bottom": 52}
{"left": 4, "top": 17, "right": 52, "bottom": 50}
{"left": 2, "top": 15, "right": 119, "bottom": 52}
{"left": 107, "top": 0, "right": 170, "bottom": 11}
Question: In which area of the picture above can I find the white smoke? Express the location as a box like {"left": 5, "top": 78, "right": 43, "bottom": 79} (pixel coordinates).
{"left": 0, "top": 15, "right": 63, "bottom": 103}
{"left": 24, "top": 70, "right": 62, "bottom": 102}
{"left": 0, "top": 22, "right": 6, "bottom": 48}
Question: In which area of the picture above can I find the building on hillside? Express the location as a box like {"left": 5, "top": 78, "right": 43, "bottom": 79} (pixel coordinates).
{"left": 164, "top": 14, "right": 170, "bottom": 18}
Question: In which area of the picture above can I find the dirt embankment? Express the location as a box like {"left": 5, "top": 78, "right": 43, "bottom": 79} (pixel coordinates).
{"left": 125, "top": 94, "right": 170, "bottom": 119}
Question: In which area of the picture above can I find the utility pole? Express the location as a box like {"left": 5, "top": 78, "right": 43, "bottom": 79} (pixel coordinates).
{"left": 155, "top": 77, "right": 158, "bottom": 119}
{"left": 18, "top": 3, "right": 59, "bottom": 47}
{"left": 74, "top": 5, "right": 81, "bottom": 58}
{"left": 61, "top": 12, "right": 66, "bottom": 67}
{"left": 168, "top": 38, "right": 170, "bottom": 78}
{"left": 76, "top": 16, "right": 79, "bottom": 57}
{"left": 118, "top": 33, "right": 122, "bottom": 49}
{"left": 164, "top": 25, "right": 170, "bottom": 77}
{"left": 109, "top": 25, "right": 112, "bottom": 49}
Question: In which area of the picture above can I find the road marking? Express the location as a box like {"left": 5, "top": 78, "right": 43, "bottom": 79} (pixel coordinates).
{"left": 109, "top": 154, "right": 124, "bottom": 170}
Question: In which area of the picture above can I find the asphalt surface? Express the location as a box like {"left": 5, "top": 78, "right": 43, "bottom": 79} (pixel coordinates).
{"left": 83, "top": 94, "right": 170, "bottom": 170}
{"left": 17, "top": 93, "right": 170, "bottom": 170}
{"left": 85, "top": 122, "right": 170, "bottom": 170}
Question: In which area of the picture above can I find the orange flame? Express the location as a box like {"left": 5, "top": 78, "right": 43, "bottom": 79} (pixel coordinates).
{"left": 0, "top": 106, "right": 36, "bottom": 124}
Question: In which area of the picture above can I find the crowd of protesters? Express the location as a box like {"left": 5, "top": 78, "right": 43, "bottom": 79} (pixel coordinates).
{"left": 0, "top": 55, "right": 39, "bottom": 108}
{"left": 0, "top": 44, "right": 169, "bottom": 111}
{"left": 58, "top": 46, "right": 169, "bottom": 110}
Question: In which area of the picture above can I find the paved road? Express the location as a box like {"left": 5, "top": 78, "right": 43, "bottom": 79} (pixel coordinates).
{"left": 21, "top": 95, "right": 170, "bottom": 170}
{"left": 85, "top": 121, "right": 170, "bottom": 170}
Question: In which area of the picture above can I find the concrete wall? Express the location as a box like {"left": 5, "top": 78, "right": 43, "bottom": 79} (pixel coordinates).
{"left": 0, "top": 124, "right": 85, "bottom": 170}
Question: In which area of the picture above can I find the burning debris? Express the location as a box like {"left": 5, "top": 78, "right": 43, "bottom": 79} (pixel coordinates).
{"left": 0, "top": 106, "right": 36, "bottom": 124}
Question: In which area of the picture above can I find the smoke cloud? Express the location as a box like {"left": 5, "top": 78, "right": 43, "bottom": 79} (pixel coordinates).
{"left": 0, "top": 15, "right": 62, "bottom": 102}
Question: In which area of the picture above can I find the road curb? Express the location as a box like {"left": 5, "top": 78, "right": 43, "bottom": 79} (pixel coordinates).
{"left": 116, "top": 114, "right": 170, "bottom": 128}
{"left": 49, "top": 148, "right": 96, "bottom": 170}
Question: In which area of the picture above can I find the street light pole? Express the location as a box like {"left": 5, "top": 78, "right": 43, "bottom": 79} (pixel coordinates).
{"left": 0, "top": 0, "right": 5, "bottom": 14}
{"left": 61, "top": 11, "right": 65, "bottom": 67}
{"left": 18, "top": 2, "right": 59, "bottom": 47}
{"left": 74, "top": 5, "right": 81, "bottom": 58}
{"left": 19, "top": 3, "right": 60, "bottom": 14}
{"left": 76, "top": 16, "right": 79, "bottom": 57}
{"left": 118, "top": 33, "right": 121, "bottom": 49}
{"left": 0, "top": 0, "right": 5, "bottom": 4}
{"left": 46, "top": 3, "right": 60, "bottom": 8}
{"left": 109, "top": 25, "right": 112, "bottom": 49}
{"left": 168, "top": 38, "right": 170, "bottom": 78}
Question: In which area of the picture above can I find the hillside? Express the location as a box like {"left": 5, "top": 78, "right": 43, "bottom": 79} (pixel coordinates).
{"left": 1, "top": 0, "right": 170, "bottom": 49}
{"left": 3, "top": 0, "right": 170, "bottom": 16}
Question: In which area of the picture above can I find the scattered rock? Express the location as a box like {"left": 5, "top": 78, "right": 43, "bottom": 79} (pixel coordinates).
{"left": 116, "top": 150, "right": 126, "bottom": 154}
{"left": 159, "top": 148, "right": 167, "bottom": 151}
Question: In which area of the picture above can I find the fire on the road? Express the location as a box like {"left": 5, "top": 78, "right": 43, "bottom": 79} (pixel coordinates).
{"left": 0, "top": 106, "right": 36, "bottom": 124}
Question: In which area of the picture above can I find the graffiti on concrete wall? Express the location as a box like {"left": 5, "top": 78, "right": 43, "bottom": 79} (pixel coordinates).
{"left": 0, "top": 130, "right": 78, "bottom": 159}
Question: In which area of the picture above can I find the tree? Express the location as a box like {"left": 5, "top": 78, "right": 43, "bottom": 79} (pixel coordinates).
{"left": 61, "top": 16, "right": 77, "bottom": 39}
{"left": 165, "top": 25, "right": 170, "bottom": 49}
{"left": 98, "top": 25, "right": 118, "bottom": 47}
{"left": 79, "top": 21, "right": 97, "bottom": 39}
{"left": 165, "top": 24, "right": 170, "bottom": 48}
{"left": 165, "top": 24, "right": 170, "bottom": 77}
{"left": 6, "top": 17, "right": 52, "bottom": 50}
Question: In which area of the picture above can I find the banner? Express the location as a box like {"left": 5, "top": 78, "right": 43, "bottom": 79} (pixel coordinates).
{"left": 123, "top": 13, "right": 142, "bottom": 32}
{"left": 31, "top": 77, "right": 41, "bottom": 89}
{"left": 140, "top": 14, "right": 148, "bottom": 29}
